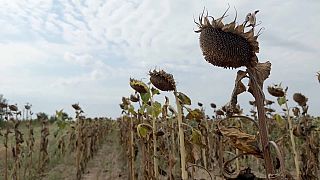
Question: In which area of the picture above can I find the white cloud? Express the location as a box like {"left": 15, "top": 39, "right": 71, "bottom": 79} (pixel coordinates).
{"left": 0, "top": 43, "right": 47, "bottom": 68}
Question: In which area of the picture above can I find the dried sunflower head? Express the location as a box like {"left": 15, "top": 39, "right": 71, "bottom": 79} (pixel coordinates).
{"left": 130, "top": 78, "right": 148, "bottom": 94}
{"left": 149, "top": 69, "right": 176, "bottom": 91}
{"left": 9, "top": 104, "right": 18, "bottom": 112}
{"left": 122, "top": 97, "right": 130, "bottom": 106}
{"left": 249, "top": 100, "right": 256, "bottom": 106}
{"left": 72, "top": 103, "right": 81, "bottom": 111}
{"left": 292, "top": 107, "right": 300, "bottom": 117}
{"left": 267, "top": 85, "right": 285, "bottom": 97}
{"left": 24, "top": 104, "right": 31, "bottom": 110}
{"left": 0, "top": 102, "right": 7, "bottom": 109}
{"left": 293, "top": 93, "right": 308, "bottom": 106}
{"left": 119, "top": 103, "right": 125, "bottom": 110}
{"left": 210, "top": 103, "right": 217, "bottom": 108}
{"left": 130, "top": 94, "right": 140, "bottom": 102}
{"left": 215, "top": 109, "right": 225, "bottom": 116}
{"left": 156, "top": 129, "right": 165, "bottom": 136}
{"left": 265, "top": 99, "right": 274, "bottom": 106}
{"left": 194, "top": 8, "right": 261, "bottom": 68}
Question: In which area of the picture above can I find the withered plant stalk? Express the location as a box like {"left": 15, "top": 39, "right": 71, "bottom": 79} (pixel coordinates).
{"left": 284, "top": 99, "right": 300, "bottom": 179}
{"left": 174, "top": 90, "right": 187, "bottom": 179}
{"left": 247, "top": 68, "right": 274, "bottom": 178}
{"left": 4, "top": 124, "right": 10, "bottom": 180}
{"left": 150, "top": 99, "right": 159, "bottom": 178}
{"left": 130, "top": 114, "right": 135, "bottom": 180}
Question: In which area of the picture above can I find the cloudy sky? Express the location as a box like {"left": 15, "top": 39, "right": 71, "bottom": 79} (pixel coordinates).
{"left": 0, "top": 0, "right": 319, "bottom": 118}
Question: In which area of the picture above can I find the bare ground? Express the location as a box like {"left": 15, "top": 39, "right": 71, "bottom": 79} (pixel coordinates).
{"left": 81, "top": 129, "right": 128, "bottom": 180}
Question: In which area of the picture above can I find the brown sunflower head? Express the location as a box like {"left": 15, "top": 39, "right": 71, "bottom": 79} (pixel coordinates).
{"left": 119, "top": 103, "right": 125, "bottom": 110}
{"left": 265, "top": 99, "right": 274, "bottom": 106}
{"left": 149, "top": 69, "right": 176, "bottom": 91}
{"left": 9, "top": 104, "right": 18, "bottom": 112}
{"left": 194, "top": 8, "right": 261, "bottom": 68}
{"left": 24, "top": 104, "right": 31, "bottom": 110}
{"left": 292, "top": 107, "right": 300, "bottom": 117}
{"left": 72, "top": 103, "right": 81, "bottom": 111}
{"left": 293, "top": 93, "right": 308, "bottom": 106}
{"left": 122, "top": 97, "right": 130, "bottom": 106}
{"left": 0, "top": 102, "right": 7, "bottom": 109}
{"left": 210, "top": 103, "right": 217, "bottom": 109}
{"left": 130, "top": 94, "right": 140, "bottom": 102}
{"left": 129, "top": 78, "right": 148, "bottom": 94}
{"left": 215, "top": 109, "right": 225, "bottom": 116}
{"left": 267, "top": 85, "right": 285, "bottom": 97}
{"left": 249, "top": 100, "right": 256, "bottom": 106}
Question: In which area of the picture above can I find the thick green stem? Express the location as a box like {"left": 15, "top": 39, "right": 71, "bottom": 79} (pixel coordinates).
{"left": 174, "top": 91, "right": 187, "bottom": 179}
{"left": 284, "top": 100, "right": 300, "bottom": 179}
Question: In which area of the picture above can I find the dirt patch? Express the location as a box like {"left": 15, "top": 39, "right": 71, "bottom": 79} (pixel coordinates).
{"left": 81, "top": 129, "right": 128, "bottom": 180}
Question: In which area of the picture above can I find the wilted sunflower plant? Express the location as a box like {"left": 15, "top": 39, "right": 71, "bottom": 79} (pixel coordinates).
{"left": 267, "top": 84, "right": 300, "bottom": 179}
{"left": 290, "top": 92, "right": 319, "bottom": 179}
{"left": 194, "top": 7, "right": 282, "bottom": 178}
{"left": 148, "top": 69, "right": 191, "bottom": 179}
{"left": 128, "top": 78, "right": 156, "bottom": 179}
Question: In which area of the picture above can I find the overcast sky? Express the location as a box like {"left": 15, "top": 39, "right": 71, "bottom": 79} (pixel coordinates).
{"left": 0, "top": 0, "right": 319, "bottom": 118}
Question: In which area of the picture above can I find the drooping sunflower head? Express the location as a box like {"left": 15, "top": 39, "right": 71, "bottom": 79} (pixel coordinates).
{"left": 129, "top": 78, "right": 149, "bottom": 94}
{"left": 267, "top": 85, "right": 285, "bottom": 97}
{"left": 0, "top": 102, "right": 7, "bottom": 109}
{"left": 72, "top": 103, "right": 81, "bottom": 111}
{"left": 130, "top": 94, "right": 140, "bottom": 102}
{"left": 194, "top": 7, "right": 262, "bottom": 69}
{"left": 149, "top": 69, "right": 176, "bottom": 91}
{"left": 9, "top": 104, "right": 18, "bottom": 112}
{"left": 293, "top": 93, "right": 308, "bottom": 106}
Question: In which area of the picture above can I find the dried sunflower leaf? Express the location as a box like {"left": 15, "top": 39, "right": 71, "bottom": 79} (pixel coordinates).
{"left": 177, "top": 92, "right": 191, "bottom": 105}
{"left": 186, "top": 108, "right": 204, "bottom": 121}
{"left": 235, "top": 81, "right": 246, "bottom": 96}
{"left": 254, "top": 62, "right": 271, "bottom": 87}
{"left": 191, "top": 128, "right": 205, "bottom": 148}
{"left": 274, "top": 114, "right": 286, "bottom": 128}
{"left": 218, "top": 122, "right": 263, "bottom": 158}
{"left": 248, "top": 61, "right": 271, "bottom": 96}
{"left": 230, "top": 70, "right": 247, "bottom": 109}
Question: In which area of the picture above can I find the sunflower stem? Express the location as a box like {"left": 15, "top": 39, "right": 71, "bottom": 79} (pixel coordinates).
{"left": 174, "top": 91, "right": 188, "bottom": 179}
{"left": 128, "top": 114, "right": 136, "bottom": 180}
{"left": 150, "top": 96, "right": 159, "bottom": 179}
{"left": 247, "top": 68, "right": 274, "bottom": 179}
{"left": 284, "top": 98, "right": 300, "bottom": 180}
